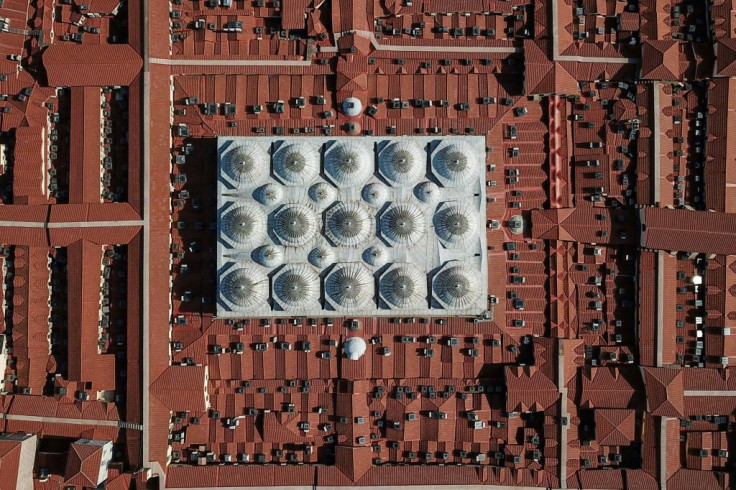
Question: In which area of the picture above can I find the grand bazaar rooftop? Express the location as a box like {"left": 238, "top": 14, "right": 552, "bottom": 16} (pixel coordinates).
{"left": 0, "top": 0, "right": 735, "bottom": 490}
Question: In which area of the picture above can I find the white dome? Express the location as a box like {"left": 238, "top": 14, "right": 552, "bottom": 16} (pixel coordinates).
{"left": 379, "top": 141, "right": 425, "bottom": 186}
{"left": 222, "top": 143, "right": 269, "bottom": 187}
{"left": 221, "top": 204, "right": 267, "bottom": 245}
{"left": 255, "top": 183, "right": 284, "bottom": 205}
{"left": 273, "top": 204, "right": 319, "bottom": 247}
{"left": 433, "top": 202, "right": 479, "bottom": 246}
{"left": 254, "top": 244, "right": 285, "bottom": 268}
{"left": 343, "top": 337, "right": 367, "bottom": 360}
{"left": 433, "top": 264, "right": 481, "bottom": 308}
{"left": 362, "top": 182, "right": 389, "bottom": 206}
{"left": 342, "top": 97, "right": 363, "bottom": 117}
{"left": 432, "top": 142, "right": 479, "bottom": 187}
{"left": 220, "top": 267, "right": 269, "bottom": 308}
{"left": 380, "top": 265, "right": 426, "bottom": 308}
{"left": 273, "top": 264, "right": 320, "bottom": 309}
{"left": 325, "top": 263, "right": 374, "bottom": 310}
{"left": 325, "top": 202, "right": 374, "bottom": 247}
{"left": 308, "top": 182, "right": 337, "bottom": 207}
{"left": 273, "top": 143, "right": 319, "bottom": 185}
{"left": 308, "top": 246, "right": 335, "bottom": 268}
{"left": 363, "top": 244, "right": 389, "bottom": 267}
{"left": 414, "top": 181, "right": 441, "bottom": 204}
{"left": 324, "top": 142, "right": 374, "bottom": 186}
{"left": 380, "top": 202, "right": 426, "bottom": 245}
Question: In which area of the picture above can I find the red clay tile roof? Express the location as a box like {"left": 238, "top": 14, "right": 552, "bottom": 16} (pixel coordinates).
{"left": 0, "top": 437, "right": 24, "bottom": 488}
{"left": 150, "top": 365, "right": 208, "bottom": 412}
{"left": 641, "top": 207, "right": 736, "bottom": 255}
{"left": 43, "top": 44, "right": 142, "bottom": 86}
{"left": 641, "top": 366, "right": 684, "bottom": 418}
{"left": 640, "top": 40, "right": 681, "bottom": 80}
{"left": 64, "top": 441, "right": 105, "bottom": 488}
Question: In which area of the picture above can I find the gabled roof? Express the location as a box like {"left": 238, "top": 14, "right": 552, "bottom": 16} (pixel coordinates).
{"left": 334, "top": 446, "right": 372, "bottom": 482}
{"left": 641, "top": 366, "right": 684, "bottom": 418}
{"left": 43, "top": 44, "right": 142, "bottom": 86}
{"left": 150, "top": 365, "right": 208, "bottom": 412}
{"left": 716, "top": 38, "right": 736, "bottom": 76}
{"left": 0, "top": 437, "right": 23, "bottom": 488}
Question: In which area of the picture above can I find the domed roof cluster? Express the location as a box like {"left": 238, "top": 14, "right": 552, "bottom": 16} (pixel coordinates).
{"left": 273, "top": 143, "right": 319, "bottom": 185}
{"left": 273, "top": 205, "right": 319, "bottom": 247}
{"left": 433, "top": 202, "right": 479, "bottom": 246}
{"left": 325, "top": 202, "right": 374, "bottom": 247}
{"left": 379, "top": 141, "right": 426, "bottom": 186}
{"left": 380, "top": 202, "right": 426, "bottom": 245}
{"left": 273, "top": 264, "right": 320, "bottom": 309}
{"left": 433, "top": 264, "right": 481, "bottom": 308}
{"left": 324, "top": 142, "right": 373, "bottom": 187}
{"left": 432, "top": 141, "right": 479, "bottom": 187}
{"left": 325, "top": 263, "right": 374, "bottom": 309}
{"left": 379, "top": 265, "right": 426, "bottom": 308}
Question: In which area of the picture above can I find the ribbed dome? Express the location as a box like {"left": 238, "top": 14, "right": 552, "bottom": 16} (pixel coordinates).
{"left": 254, "top": 244, "right": 285, "bottom": 268}
{"left": 362, "top": 182, "right": 389, "bottom": 206}
{"left": 308, "top": 182, "right": 337, "bottom": 206}
{"left": 222, "top": 143, "right": 269, "bottom": 186}
{"left": 433, "top": 264, "right": 481, "bottom": 308}
{"left": 220, "top": 267, "right": 269, "bottom": 308}
{"left": 432, "top": 142, "right": 479, "bottom": 187}
{"left": 414, "top": 181, "right": 441, "bottom": 204}
{"left": 325, "top": 202, "right": 374, "bottom": 247}
{"left": 379, "top": 141, "right": 425, "bottom": 186}
{"left": 324, "top": 142, "right": 373, "bottom": 186}
{"left": 273, "top": 143, "right": 319, "bottom": 185}
{"left": 342, "top": 97, "right": 363, "bottom": 117}
{"left": 325, "top": 263, "right": 374, "bottom": 309}
{"left": 363, "top": 244, "right": 389, "bottom": 267}
{"left": 308, "top": 245, "right": 335, "bottom": 268}
{"left": 221, "top": 204, "right": 267, "bottom": 245}
{"left": 255, "top": 183, "right": 284, "bottom": 205}
{"left": 433, "top": 203, "right": 479, "bottom": 246}
{"left": 273, "top": 264, "right": 320, "bottom": 308}
{"left": 380, "top": 203, "right": 426, "bottom": 244}
{"left": 343, "top": 337, "right": 367, "bottom": 360}
{"left": 273, "top": 205, "right": 318, "bottom": 246}
{"left": 380, "top": 265, "right": 426, "bottom": 308}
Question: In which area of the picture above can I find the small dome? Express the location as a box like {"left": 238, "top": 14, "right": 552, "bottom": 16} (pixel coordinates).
{"left": 308, "top": 182, "right": 337, "bottom": 206}
{"left": 273, "top": 205, "right": 319, "bottom": 247}
{"left": 414, "top": 181, "right": 441, "bottom": 204}
{"left": 432, "top": 142, "right": 479, "bottom": 187}
{"left": 308, "top": 246, "right": 335, "bottom": 268}
{"left": 254, "top": 183, "right": 283, "bottom": 205}
{"left": 254, "top": 244, "right": 285, "bottom": 268}
{"left": 345, "top": 121, "right": 361, "bottom": 135}
{"left": 222, "top": 143, "right": 269, "bottom": 187}
{"left": 380, "top": 265, "right": 426, "bottom": 308}
{"left": 379, "top": 141, "right": 425, "bottom": 186}
{"left": 273, "top": 264, "right": 320, "bottom": 308}
{"left": 362, "top": 182, "right": 389, "bottom": 206}
{"left": 325, "top": 263, "right": 374, "bottom": 309}
{"left": 325, "top": 202, "right": 374, "bottom": 247}
{"left": 363, "top": 244, "right": 389, "bottom": 267}
{"left": 221, "top": 204, "right": 267, "bottom": 245}
{"left": 433, "top": 202, "right": 479, "bottom": 246}
{"left": 509, "top": 215, "right": 525, "bottom": 235}
{"left": 342, "top": 97, "right": 363, "bottom": 117}
{"left": 433, "top": 264, "right": 481, "bottom": 308}
{"left": 325, "top": 142, "right": 374, "bottom": 186}
{"left": 220, "top": 267, "right": 269, "bottom": 308}
{"left": 273, "top": 143, "right": 319, "bottom": 185}
{"left": 343, "top": 337, "right": 367, "bottom": 360}
{"left": 380, "top": 203, "right": 426, "bottom": 245}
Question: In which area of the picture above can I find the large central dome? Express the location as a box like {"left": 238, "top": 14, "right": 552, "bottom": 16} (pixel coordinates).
{"left": 324, "top": 142, "right": 374, "bottom": 186}
{"left": 221, "top": 204, "right": 267, "bottom": 245}
{"left": 325, "top": 202, "right": 374, "bottom": 247}
{"left": 273, "top": 143, "right": 319, "bottom": 185}
{"left": 380, "top": 203, "right": 426, "bottom": 244}
{"left": 273, "top": 205, "right": 318, "bottom": 246}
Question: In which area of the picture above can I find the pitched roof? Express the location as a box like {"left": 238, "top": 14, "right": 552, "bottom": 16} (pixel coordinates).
{"left": 594, "top": 409, "right": 636, "bottom": 446}
{"left": 65, "top": 441, "right": 105, "bottom": 487}
{"left": 716, "top": 38, "right": 736, "bottom": 77}
{"left": 43, "top": 44, "right": 142, "bottom": 86}
{"left": 150, "top": 365, "right": 208, "bottom": 412}
{"left": 640, "top": 207, "right": 736, "bottom": 255}
{"left": 640, "top": 40, "right": 680, "bottom": 80}
{"left": 641, "top": 366, "right": 684, "bottom": 418}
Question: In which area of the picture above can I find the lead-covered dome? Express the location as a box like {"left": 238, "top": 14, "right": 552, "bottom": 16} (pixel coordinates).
{"left": 362, "top": 182, "right": 388, "bottom": 207}
{"left": 363, "top": 244, "right": 389, "bottom": 267}
{"left": 433, "top": 264, "right": 481, "bottom": 308}
{"left": 254, "top": 244, "right": 285, "bottom": 268}
{"left": 273, "top": 142, "right": 319, "bottom": 185}
{"left": 433, "top": 202, "right": 479, "bottom": 246}
{"left": 325, "top": 142, "right": 374, "bottom": 187}
{"left": 379, "top": 202, "right": 426, "bottom": 245}
{"left": 220, "top": 267, "right": 269, "bottom": 308}
{"left": 221, "top": 204, "right": 267, "bottom": 245}
{"left": 432, "top": 142, "right": 479, "bottom": 187}
{"left": 414, "top": 181, "right": 441, "bottom": 204}
{"left": 325, "top": 202, "right": 374, "bottom": 247}
{"left": 222, "top": 143, "right": 269, "bottom": 187}
{"left": 342, "top": 97, "right": 363, "bottom": 117}
{"left": 273, "top": 204, "right": 319, "bottom": 246}
{"left": 273, "top": 264, "right": 320, "bottom": 309}
{"left": 379, "top": 265, "right": 426, "bottom": 308}
{"left": 325, "top": 263, "right": 374, "bottom": 310}
{"left": 379, "top": 141, "right": 425, "bottom": 186}
{"left": 308, "top": 245, "right": 336, "bottom": 268}
{"left": 343, "top": 337, "right": 367, "bottom": 360}
{"left": 254, "top": 183, "right": 283, "bottom": 205}
{"left": 308, "top": 182, "right": 337, "bottom": 207}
